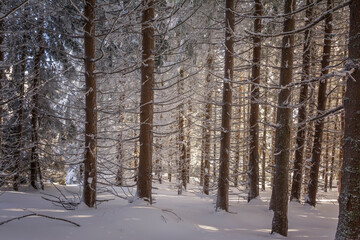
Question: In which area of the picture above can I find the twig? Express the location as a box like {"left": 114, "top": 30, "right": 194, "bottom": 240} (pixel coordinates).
{"left": 161, "top": 209, "right": 182, "bottom": 222}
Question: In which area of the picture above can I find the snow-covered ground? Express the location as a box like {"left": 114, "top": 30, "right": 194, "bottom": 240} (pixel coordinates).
{"left": 0, "top": 182, "right": 339, "bottom": 240}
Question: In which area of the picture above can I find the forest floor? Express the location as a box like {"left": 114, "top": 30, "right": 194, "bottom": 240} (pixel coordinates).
{"left": 0, "top": 181, "right": 339, "bottom": 240}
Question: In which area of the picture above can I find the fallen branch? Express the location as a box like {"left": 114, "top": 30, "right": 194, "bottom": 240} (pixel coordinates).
{"left": 0, "top": 213, "right": 80, "bottom": 227}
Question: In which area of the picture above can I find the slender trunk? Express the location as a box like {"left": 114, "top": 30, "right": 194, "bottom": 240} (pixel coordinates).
{"left": 234, "top": 86, "right": 241, "bottom": 188}
{"left": 203, "top": 54, "right": 213, "bottom": 195}
{"left": 186, "top": 100, "right": 191, "bottom": 183}
{"left": 248, "top": 0, "right": 262, "bottom": 202}
{"left": 212, "top": 90, "right": 217, "bottom": 183}
{"left": 329, "top": 112, "right": 338, "bottom": 191}
{"left": 338, "top": 85, "right": 345, "bottom": 194}
{"left": 13, "top": 34, "right": 27, "bottom": 191}
{"left": 216, "top": 0, "right": 234, "bottom": 212}
{"left": 261, "top": 90, "right": 268, "bottom": 191}
{"left": 271, "top": 0, "right": 296, "bottom": 236}
{"left": 116, "top": 94, "right": 125, "bottom": 186}
{"left": 137, "top": 0, "right": 154, "bottom": 202}
{"left": 177, "top": 69, "right": 186, "bottom": 194}
{"left": 134, "top": 122, "right": 138, "bottom": 182}
{"left": 306, "top": 0, "right": 333, "bottom": 207}
{"left": 83, "top": 0, "right": 97, "bottom": 208}
{"left": 323, "top": 128, "right": 329, "bottom": 192}
{"left": 335, "top": 0, "right": 360, "bottom": 238}
{"left": 200, "top": 124, "right": 205, "bottom": 186}
{"left": 30, "top": 24, "right": 45, "bottom": 190}
{"left": 269, "top": 101, "right": 277, "bottom": 210}
{"left": 290, "top": 0, "right": 313, "bottom": 202}
{"left": 0, "top": 20, "right": 4, "bottom": 183}
{"left": 115, "top": 134, "right": 124, "bottom": 186}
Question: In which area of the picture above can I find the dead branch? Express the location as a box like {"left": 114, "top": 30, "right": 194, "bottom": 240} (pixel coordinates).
{"left": 0, "top": 212, "right": 80, "bottom": 227}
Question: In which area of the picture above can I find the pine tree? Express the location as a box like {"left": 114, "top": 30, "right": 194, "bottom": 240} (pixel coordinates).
{"left": 216, "top": 0, "right": 234, "bottom": 212}
{"left": 306, "top": 0, "right": 333, "bottom": 207}
{"left": 335, "top": 0, "right": 360, "bottom": 238}
{"left": 248, "top": 0, "right": 262, "bottom": 202}
{"left": 83, "top": 0, "right": 97, "bottom": 208}
{"left": 137, "top": 0, "right": 155, "bottom": 203}
{"left": 271, "top": 0, "right": 296, "bottom": 236}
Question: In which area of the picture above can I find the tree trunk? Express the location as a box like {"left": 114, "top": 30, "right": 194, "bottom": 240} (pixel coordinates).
{"left": 306, "top": 0, "right": 333, "bottom": 207}
{"left": 329, "top": 113, "right": 338, "bottom": 191}
{"left": 137, "top": 0, "right": 154, "bottom": 203}
{"left": 335, "top": 0, "right": 360, "bottom": 238}
{"left": 177, "top": 69, "right": 187, "bottom": 194}
{"left": 116, "top": 94, "right": 125, "bottom": 186}
{"left": 203, "top": 54, "right": 213, "bottom": 195}
{"left": 248, "top": 0, "right": 262, "bottom": 202}
{"left": 186, "top": 100, "right": 192, "bottom": 183}
{"left": 200, "top": 124, "right": 205, "bottom": 186}
{"left": 290, "top": 0, "right": 313, "bottom": 202}
{"left": 216, "top": 0, "right": 234, "bottom": 212}
{"left": 271, "top": 0, "right": 296, "bottom": 236}
{"left": 338, "top": 85, "right": 345, "bottom": 194}
{"left": 323, "top": 128, "right": 329, "bottom": 192}
{"left": 261, "top": 89, "right": 268, "bottom": 191}
{"left": 13, "top": 34, "right": 27, "bottom": 191}
{"left": 0, "top": 20, "right": 4, "bottom": 184}
{"left": 30, "top": 23, "right": 45, "bottom": 190}
{"left": 234, "top": 85, "right": 241, "bottom": 188}
{"left": 83, "top": 0, "right": 97, "bottom": 208}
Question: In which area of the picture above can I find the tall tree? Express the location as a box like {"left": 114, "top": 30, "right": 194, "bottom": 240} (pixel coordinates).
{"left": 271, "top": 0, "right": 296, "bottom": 236}
{"left": 0, "top": 16, "right": 4, "bottom": 184}
{"left": 335, "top": 0, "right": 360, "bottom": 238}
{"left": 290, "top": 0, "right": 313, "bottom": 202}
{"left": 203, "top": 54, "right": 213, "bottom": 195}
{"left": 30, "top": 20, "right": 45, "bottom": 190}
{"left": 13, "top": 32, "right": 27, "bottom": 191}
{"left": 306, "top": 0, "right": 333, "bottom": 207}
{"left": 83, "top": 0, "right": 97, "bottom": 208}
{"left": 216, "top": 0, "right": 234, "bottom": 212}
{"left": 248, "top": 0, "right": 262, "bottom": 202}
{"left": 137, "top": 0, "right": 154, "bottom": 203}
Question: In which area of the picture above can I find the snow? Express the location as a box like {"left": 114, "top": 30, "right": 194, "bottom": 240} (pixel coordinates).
{"left": 0, "top": 182, "right": 339, "bottom": 240}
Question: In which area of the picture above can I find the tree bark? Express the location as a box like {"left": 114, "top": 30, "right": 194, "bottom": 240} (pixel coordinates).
{"left": 234, "top": 85, "right": 241, "bottom": 188}
{"left": 261, "top": 89, "right": 268, "bottom": 191}
{"left": 203, "top": 54, "right": 213, "bottom": 195}
{"left": 335, "top": 0, "right": 360, "bottom": 238}
{"left": 271, "top": 0, "right": 296, "bottom": 236}
{"left": 216, "top": 0, "right": 234, "bottom": 212}
{"left": 248, "top": 0, "right": 262, "bottom": 202}
{"left": 290, "top": 0, "right": 313, "bottom": 202}
{"left": 30, "top": 22, "right": 45, "bottom": 190}
{"left": 329, "top": 112, "right": 338, "bottom": 191}
{"left": 0, "top": 19, "right": 4, "bottom": 184}
{"left": 83, "top": 0, "right": 97, "bottom": 208}
{"left": 306, "top": 0, "right": 333, "bottom": 207}
{"left": 13, "top": 34, "right": 27, "bottom": 191}
{"left": 177, "top": 69, "right": 186, "bottom": 194}
{"left": 137, "top": 0, "right": 154, "bottom": 203}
